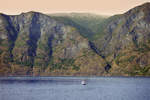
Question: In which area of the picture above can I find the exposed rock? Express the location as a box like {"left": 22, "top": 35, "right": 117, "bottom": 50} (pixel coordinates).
{"left": 0, "top": 12, "right": 106, "bottom": 76}
{"left": 0, "top": 3, "right": 150, "bottom": 76}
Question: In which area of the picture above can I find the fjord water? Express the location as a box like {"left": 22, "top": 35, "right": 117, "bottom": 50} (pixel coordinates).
{"left": 0, "top": 77, "right": 150, "bottom": 100}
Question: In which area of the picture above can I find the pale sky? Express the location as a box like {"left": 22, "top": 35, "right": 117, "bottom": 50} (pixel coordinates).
{"left": 0, "top": 0, "right": 150, "bottom": 15}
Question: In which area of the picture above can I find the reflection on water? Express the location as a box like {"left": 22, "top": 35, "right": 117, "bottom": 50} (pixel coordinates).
{"left": 0, "top": 77, "right": 150, "bottom": 100}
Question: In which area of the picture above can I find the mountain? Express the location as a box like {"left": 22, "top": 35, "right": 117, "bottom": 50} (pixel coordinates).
{"left": 0, "top": 3, "right": 150, "bottom": 76}
{"left": 0, "top": 12, "right": 106, "bottom": 76}
{"left": 50, "top": 13, "right": 109, "bottom": 40}
{"left": 94, "top": 2, "right": 150, "bottom": 76}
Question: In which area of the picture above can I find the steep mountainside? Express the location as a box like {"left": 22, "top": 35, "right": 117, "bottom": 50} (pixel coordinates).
{"left": 94, "top": 2, "right": 150, "bottom": 76}
{"left": 0, "top": 12, "right": 106, "bottom": 76}
{"left": 0, "top": 3, "right": 150, "bottom": 76}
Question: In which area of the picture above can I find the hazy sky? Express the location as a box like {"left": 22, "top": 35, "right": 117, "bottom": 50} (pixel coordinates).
{"left": 0, "top": 0, "right": 150, "bottom": 15}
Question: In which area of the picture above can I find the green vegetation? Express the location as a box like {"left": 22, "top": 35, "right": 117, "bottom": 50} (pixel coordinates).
{"left": 50, "top": 13, "right": 111, "bottom": 40}
{"left": 128, "top": 56, "right": 136, "bottom": 62}
{"left": 72, "top": 65, "right": 80, "bottom": 71}
{"left": 115, "top": 53, "right": 125, "bottom": 65}
{"left": 14, "top": 60, "right": 33, "bottom": 67}
{"left": 0, "top": 49, "right": 3, "bottom": 55}
{"left": 115, "top": 54, "right": 136, "bottom": 65}
{"left": 50, "top": 58, "right": 80, "bottom": 71}
{"left": 129, "top": 65, "right": 150, "bottom": 76}
{"left": 135, "top": 43, "right": 150, "bottom": 53}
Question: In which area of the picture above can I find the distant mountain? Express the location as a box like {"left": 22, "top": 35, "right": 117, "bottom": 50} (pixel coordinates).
{"left": 50, "top": 13, "right": 109, "bottom": 40}
{"left": 0, "top": 3, "right": 150, "bottom": 76}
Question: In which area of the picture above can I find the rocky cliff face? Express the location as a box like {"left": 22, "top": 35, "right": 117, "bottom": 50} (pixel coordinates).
{"left": 0, "top": 12, "right": 106, "bottom": 76}
{"left": 0, "top": 3, "right": 150, "bottom": 76}
{"left": 94, "top": 3, "right": 150, "bottom": 76}
{"left": 97, "top": 3, "right": 150, "bottom": 56}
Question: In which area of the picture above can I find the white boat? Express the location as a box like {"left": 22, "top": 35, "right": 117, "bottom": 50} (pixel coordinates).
{"left": 81, "top": 80, "right": 86, "bottom": 85}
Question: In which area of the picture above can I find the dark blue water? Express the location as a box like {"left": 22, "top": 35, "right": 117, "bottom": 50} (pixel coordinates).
{"left": 0, "top": 77, "right": 150, "bottom": 100}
